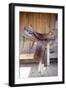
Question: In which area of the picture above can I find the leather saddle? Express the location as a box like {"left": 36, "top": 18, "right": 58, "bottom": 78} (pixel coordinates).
{"left": 23, "top": 26, "right": 55, "bottom": 41}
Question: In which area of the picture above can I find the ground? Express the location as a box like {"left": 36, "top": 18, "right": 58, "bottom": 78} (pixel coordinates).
{"left": 19, "top": 62, "right": 58, "bottom": 78}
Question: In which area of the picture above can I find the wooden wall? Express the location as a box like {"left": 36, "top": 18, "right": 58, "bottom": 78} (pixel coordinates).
{"left": 20, "top": 12, "right": 57, "bottom": 33}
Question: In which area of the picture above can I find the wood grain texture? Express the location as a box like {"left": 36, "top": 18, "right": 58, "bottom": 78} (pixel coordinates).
{"left": 20, "top": 12, "right": 57, "bottom": 33}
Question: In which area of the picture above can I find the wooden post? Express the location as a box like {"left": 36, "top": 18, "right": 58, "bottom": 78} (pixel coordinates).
{"left": 47, "top": 43, "right": 50, "bottom": 66}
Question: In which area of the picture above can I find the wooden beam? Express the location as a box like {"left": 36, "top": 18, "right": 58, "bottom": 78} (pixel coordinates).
{"left": 19, "top": 53, "right": 34, "bottom": 60}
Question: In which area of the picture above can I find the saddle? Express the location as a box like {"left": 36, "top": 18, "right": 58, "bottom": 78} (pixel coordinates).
{"left": 23, "top": 26, "right": 55, "bottom": 41}
{"left": 22, "top": 26, "right": 55, "bottom": 65}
